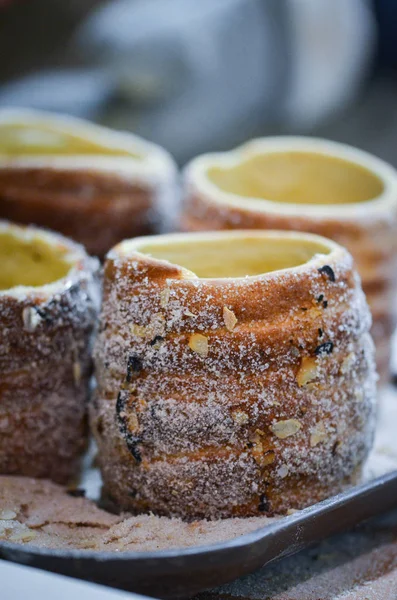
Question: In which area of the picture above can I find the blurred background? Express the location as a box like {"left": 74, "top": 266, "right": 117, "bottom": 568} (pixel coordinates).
{"left": 0, "top": 0, "right": 396, "bottom": 165}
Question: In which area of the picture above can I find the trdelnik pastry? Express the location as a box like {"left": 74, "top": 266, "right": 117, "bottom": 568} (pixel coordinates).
{"left": 181, "top": 138, "right": 397, "bottom": 381}
{"left": 0, "top": 220, "right": 99, "bottom": 483}
{"left": 0, "top": 109, "right": 177, "bottom": 257}
{"left": 92, "top": 230, "right": 377, "bottom": 519}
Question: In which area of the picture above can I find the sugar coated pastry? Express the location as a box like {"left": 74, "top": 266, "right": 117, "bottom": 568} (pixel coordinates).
{"left": 181, "top": 138, "right": 397, "bottom": 380}
{"left": 93, "top": 230, "right": 376, "bottom": 519}
{"left": 0, "top": 109, "right": 177, "bottom": 257}
{"left": 0, "top": 220, "right": 99, "bottom": 482}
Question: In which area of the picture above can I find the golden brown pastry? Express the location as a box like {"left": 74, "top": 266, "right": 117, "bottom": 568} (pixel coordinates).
{"left": 0, "top": 220, "right": 99, "bottom": 483}
{"left": 0, "top": 109, "right": 177, "bottom": 257}
{"left": 181, "top": 138, "right": 397, "bottom": 380}
{"left": 93, "top": 230, "right": 376, "bottom": 519}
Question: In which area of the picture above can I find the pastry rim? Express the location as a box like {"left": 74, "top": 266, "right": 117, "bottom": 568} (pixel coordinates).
{"left": 110, "top": 229, "right": 345, "bottom": 282}
{"left": 0, "top": 108, "right": 176, "bottom": 183}
{"left": 0, "top": 220, "right": 93, "bottom": 299}
{"left": 184, "top": 136, "right": 397, "bottom": 220}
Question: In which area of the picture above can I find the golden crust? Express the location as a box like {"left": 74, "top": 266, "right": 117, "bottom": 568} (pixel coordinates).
{"left": 0, "top": 221, "right": 99, "bottom": 483}
{"left": 92, "top": 230, "right": 376, "bottom": 519}
{"left": 0, "top": 169, "right": 157, "bottom": 257}
{"left": 0, "top": 110, "right": 176, "bottom": 257}
{"left": 181, "top": 140, "right": 397, "bottom": 381}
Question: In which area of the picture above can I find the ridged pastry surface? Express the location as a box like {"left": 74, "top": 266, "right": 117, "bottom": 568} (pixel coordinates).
{"left": 182, "top": 138, "right": 397, "bottom": 381}
{"left": 0, "top": 109, "right": 177, "bottom": 257}
{"left": 0, "top": 221, "right": 100, "bottom": 483}
{"left": 93, "top": 231, "right": 377, "bottom": 519}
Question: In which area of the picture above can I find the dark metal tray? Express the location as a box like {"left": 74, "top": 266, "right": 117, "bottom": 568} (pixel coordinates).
{"left": 1, "top": 470, "right": 397, "bottom": 598}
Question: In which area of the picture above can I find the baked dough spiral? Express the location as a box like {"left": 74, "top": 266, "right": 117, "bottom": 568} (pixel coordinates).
{"left": 0, "top": 220, "right": 99, "bottom": 482}
{"left": 181, "top": 138, "right": 397, "bottom": 381}
{"left": 0, "top": 109, "right": 176, "bottom": 257}
{"left": 93, "top": 230, "right": 376, "bottom": 519}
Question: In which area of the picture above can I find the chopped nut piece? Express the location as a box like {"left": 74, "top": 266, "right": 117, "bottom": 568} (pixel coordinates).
{"left": 249, "top": 432, "right": 275, "bottom": 467}
{"left": 127, "top": 412, "right": 139, "bottom": 433}
{"left": 0, "top": 509, "right": 17, "bottom": 520}
{"left": 310, "top": 421, "right": 327, "bottom": 447}
{"left": 9, "top": 530, "right": 37, "bottom": 543}
{"left": 184, "top": 309, "right": 196, "bottom": 318}
{"left": 231, "top": 410, "right": 249, "bottom": 425}
{"left": 160, "top": 288, "right": 170, "bottom": 308}
{"left": 261, "top": 450, "right": 276, "bottom": 466}
{"left": 188, "top": 333, "right": 209, "bottom": 357}
{"left": 297, "top": 356, "right": 318, "bottom": 387}
{"left": 73, "top": 361, "right": 82, "bottom": 386}
{"left": 22, "top": 306, "right": 42, "bottom": 332}
{"left": 131, "top": 324, "right": 147, "bottom": 338}
{"left": 270, "top": 419, "right": 302, "bottom": 439}
{"left": 223, "top": 306, "right": 237, "bottom": 331}
{"left": 250, "top": 438, "right": 263, "bottom": 465}
{"left": 77, "top": 539, "right": 98, "bottom": 549}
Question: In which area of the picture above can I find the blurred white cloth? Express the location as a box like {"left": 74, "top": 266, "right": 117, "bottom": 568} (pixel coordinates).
{"left": 0, "top": 0, "right": 376, "bottom": 161}
{"left": 0, "top": 561, "right": 147, "bottom": 600}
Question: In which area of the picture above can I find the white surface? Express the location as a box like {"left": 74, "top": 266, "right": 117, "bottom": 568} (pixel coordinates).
{"left": 0, "top": 560, "right": 150, "bottom": 600}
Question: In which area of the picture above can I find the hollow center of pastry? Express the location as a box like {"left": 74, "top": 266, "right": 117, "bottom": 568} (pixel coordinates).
{"left": 0, "top": 123, "right": 142, "bottom": 158}
{"left": 0, "top": 232, "right": 72, "bottom": 290}
{"left": 139, "top": 236, "right": 331, "bottom": 278}
{"left": 207, "top": 151, "right": 384, "bottom": 205}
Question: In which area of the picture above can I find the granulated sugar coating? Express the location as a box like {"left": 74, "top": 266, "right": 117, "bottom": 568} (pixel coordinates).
{"left": 92, "top": 231, "right": 377, "bottom": 519}
{"left": 0, "top": 387, "right": 395, "bottom": 556}
{"left": 0, "top": 221, "right": 100, "bottom": 483}
{"left": 0, "top": 476, "right": 274, "bottom": 551}
{"left": 182, "top": 139, "right": 397, "bottom": 382}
